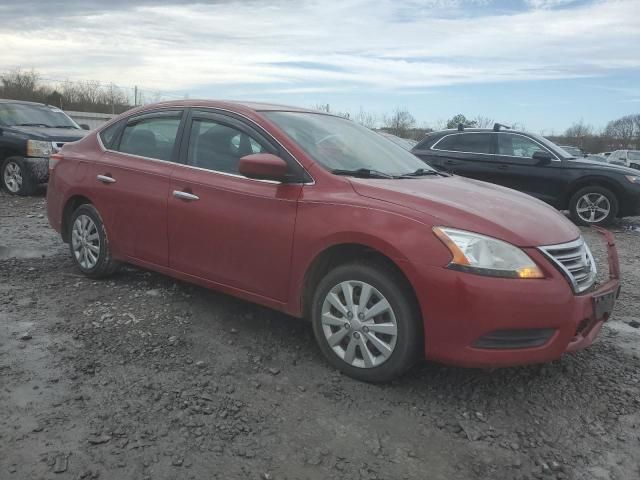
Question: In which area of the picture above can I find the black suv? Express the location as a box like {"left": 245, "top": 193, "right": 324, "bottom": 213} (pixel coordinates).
{"left": 412, "top": 125, "right": 640, "bottom": 226}
{"left": 0, "top": 99, "right": 88, "bottom": 195}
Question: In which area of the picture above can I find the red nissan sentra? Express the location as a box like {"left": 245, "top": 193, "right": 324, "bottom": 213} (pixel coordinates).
{"left": 47, "top": 101, "right": 620, "bottom": 382}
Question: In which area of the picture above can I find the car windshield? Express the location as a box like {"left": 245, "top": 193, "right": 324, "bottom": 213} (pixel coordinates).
{"left": 378, "top": 132, "right": 417, "bottom": 151}
{"left": 0, "top": 103, "right": 80, "bottom": 129}
{"left": 263, "top": 111, "right": 434, "bottom": 177}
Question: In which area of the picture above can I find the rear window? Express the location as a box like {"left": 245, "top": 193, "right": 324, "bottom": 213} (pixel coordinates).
{"left": 434, "top": 133, "right": 492, "bottom": 154}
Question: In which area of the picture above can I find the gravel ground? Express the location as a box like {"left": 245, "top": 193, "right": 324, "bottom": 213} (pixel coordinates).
{"left": 1, "top": 189, "right": 639, "bottom": 480}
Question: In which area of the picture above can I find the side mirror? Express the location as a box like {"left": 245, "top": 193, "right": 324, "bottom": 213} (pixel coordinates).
{"left": 79, "top": 124, "right": 91, "bottom": 130}
{"left": 532, "top": 150, "right": 553, "bottom": 165}
{"left": 238, "top": 153, "right": 288, "bottom": 182}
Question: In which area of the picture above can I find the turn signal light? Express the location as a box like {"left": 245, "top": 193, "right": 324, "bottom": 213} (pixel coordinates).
{"left": 49, "top": 153, "right": 63, "bottom": 173}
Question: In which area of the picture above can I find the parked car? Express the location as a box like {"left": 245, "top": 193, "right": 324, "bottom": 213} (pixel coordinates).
{"left": 412, "top": 126, "right": 640, "bottom": 226}
{"left": 607, "top": 150, "right": 640, "bottom": 170}
{"left": 47, "top": 101, "right": 620, "bottom": 382}
{"left": 585, "top": 154, "right": 608, "bottom": 163}
{"left": 377, "top": 132, "right": 417, "bottom": 151}
{"left": 560, "top": 145, "right": 586, "bottom": 157}
{"left": 0, "top": 99, "right": 89, "bottom": 195}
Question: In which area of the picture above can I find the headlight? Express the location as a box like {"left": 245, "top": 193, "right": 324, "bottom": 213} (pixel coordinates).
{"left": 26, "top": 140, "right": 54, "bottom": 157}
{"left": 433, "top": 227, "right": 544, "bottom": 279}
{"left": 625, "top": 175, "right": 640, "bottom": 184}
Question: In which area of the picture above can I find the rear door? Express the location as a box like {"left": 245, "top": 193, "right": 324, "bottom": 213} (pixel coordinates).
{"left": 420, "top": 132, "right": 497, "bottom": 182}
{"left": 167, "top": 110, "right": 302, "bottom": 302}
{"left": 89, "top": 110, "right": 184, "bottom": 266}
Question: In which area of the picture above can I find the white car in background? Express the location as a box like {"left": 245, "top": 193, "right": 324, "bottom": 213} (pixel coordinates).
{"left": 608, "top": 150, "right": 640, "bottom": 170}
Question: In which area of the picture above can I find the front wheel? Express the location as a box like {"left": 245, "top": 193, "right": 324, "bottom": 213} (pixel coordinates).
{"left": 1, "top": 157, "right": 36, "bottom": 196}
{"left": 311, "top": 261, "right": 422, "bottom": 382}
{"left": 69, "top": 204, "right": 119, "bottom": 278}
{"left": 569, "top": 186, "right": 618, "bottom": 226}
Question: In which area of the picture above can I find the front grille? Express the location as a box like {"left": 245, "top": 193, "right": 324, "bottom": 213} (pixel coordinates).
{"left": 539, "top": 237, "right": 597, "bottom": 294}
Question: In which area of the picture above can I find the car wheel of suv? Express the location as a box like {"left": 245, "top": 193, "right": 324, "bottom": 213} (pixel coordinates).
{"left": 1, "top": 157, "right": 36, "bottom": 196}
{"left": 69, "top": 204, "right": 119, "bottom": 278}
{"left": 311, "top": 261, "right": 422, "bottom": 383}
{"left": 569, "top": 186, "right": 618, "bottom": 226}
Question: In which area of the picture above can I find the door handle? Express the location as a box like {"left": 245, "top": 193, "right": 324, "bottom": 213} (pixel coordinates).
{"left": 497, "top": 164, "right": 509, "bottom": 170}
{"left": 97, "top": 174, "right": 116, "bottom": 184}
{"left": 444, "top": 160, "right": 458, "bottom": 165}
{"left": 173, "top": 190, "right": 200, "bottom": 201}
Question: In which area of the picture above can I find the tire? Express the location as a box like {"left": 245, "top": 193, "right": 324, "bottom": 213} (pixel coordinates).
{"left": 569, "top": 186, "right": 618, "bottom": 226}
{"left": 311, "top": 261, "right": 423, "bottom": 383}
{"left": 1, "top": 156, "right": 36, "bottom": 196}
{"left": 68, "top": 204, "right": 119, "bottom": 278}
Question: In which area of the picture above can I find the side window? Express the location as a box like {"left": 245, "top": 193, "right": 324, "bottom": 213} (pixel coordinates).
{"left": 434, "top": 133, "right": 492, "bottom": 154}
{"left": 187, "top": 119, "right": 267, "bottom": 174}
{"left": 117, "top": 116, "right": 181, "bottom": 161}
{"left": 98, "top": 121, "right": 123, "bottom": 150}
{"left": 498, "top": 134, "right": 547, "bottom": 158}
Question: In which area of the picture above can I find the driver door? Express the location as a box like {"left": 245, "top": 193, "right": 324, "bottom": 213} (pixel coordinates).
{"left": 168, "top": 110, "right": 302, "bottom": 302}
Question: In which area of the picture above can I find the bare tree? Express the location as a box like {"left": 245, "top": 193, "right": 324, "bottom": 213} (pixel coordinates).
{"left": 353, "top": 107, "right": 377, "bottom": 129}
{"left": 605, "top": 115, "right": 636, "bottom": 149}
{"left": 473, "top": 115, "right": 494, "bottom": 129}
{"left": 563, "top": 120, "right": 594, "bottom": 149}
{"left": 383, "top": 107, "right": 416, "bottom": 137}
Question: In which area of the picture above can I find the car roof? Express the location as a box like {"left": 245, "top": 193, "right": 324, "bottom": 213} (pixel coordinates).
{"left": 130, "top": 99, "right": 331, "bottom": 116}
{"left": 0, "top": 98, "right": 52, "bottom": 107}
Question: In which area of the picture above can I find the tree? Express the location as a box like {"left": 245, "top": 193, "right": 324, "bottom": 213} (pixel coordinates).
{"left": 446, "top": 114, "right": 477, "bottom": 129}
{"left": 382, "top": 107, "right": 416, "bottom": 137}
{"left": 353, "top": 107, "right": 377, "bottom": 129}
{"left": 564, "top": 120, "right": 594, "bottom": 150}
{"left": 605, "top": 115, "right": 636, "bottom": 149}
{"left": 472, "top": 115, "right": 494, "bottom": 129}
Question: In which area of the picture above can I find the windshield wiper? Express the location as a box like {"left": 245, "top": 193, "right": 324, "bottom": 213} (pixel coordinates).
{"left": 51, "top": 125, "right": 77, "bottom": 129}
{"left": 16, "top": 123, "right": 50, "bottom": 127}
{"left": 399, "top": 168, "right": 448, "bottom": 178}
{"left": 331, "top": 168, "right": 395, "bottom": 179}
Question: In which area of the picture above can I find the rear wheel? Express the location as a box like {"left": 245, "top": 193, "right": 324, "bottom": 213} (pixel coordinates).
{"left": 311, "top": 261, "right": 422, "bottom": 382}
{"left": 69, "top": 204, "right": 119, "bottom": 278}
{"left": 569, "top": 186, "right": 618, "bottom": 226}
{"left": 1, "top": 157, "right": 36, "bottom": 196}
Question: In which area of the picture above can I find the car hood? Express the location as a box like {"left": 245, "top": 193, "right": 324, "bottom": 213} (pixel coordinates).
{"left": 349, "top": 175, "right": 580, "bottom": 247}
{"left": 566, "top": 158, "right": 638, "bottom": 175}
{"left": 8, "top": 126, "right": 87, "bottom": 142}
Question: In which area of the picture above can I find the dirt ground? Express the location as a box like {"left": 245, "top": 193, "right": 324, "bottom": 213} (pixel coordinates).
{"left": 1, "top": 189, "right": 639, "bottom": 480}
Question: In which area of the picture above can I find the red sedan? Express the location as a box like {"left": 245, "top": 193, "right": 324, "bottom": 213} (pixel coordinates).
{"left": 46, "top": 100, "right": 620, "bottom": 382}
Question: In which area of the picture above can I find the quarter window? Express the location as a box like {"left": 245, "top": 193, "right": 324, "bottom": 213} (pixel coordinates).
{"left": 434, "top": 133, "right": 492, "bottom": 154}
{"left": 186, "top": 119, "right": 267, "bottom": 174}
{"left": 99, "top": 121, "right": 122, "bottom": 150}
{"left": 498, "top": 134, "right": 547, "bottom": 158}
{"left": 118, "top": 116, "right": 182, "bottom": 161}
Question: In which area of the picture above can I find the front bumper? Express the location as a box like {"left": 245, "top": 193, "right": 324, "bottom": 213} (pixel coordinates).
{"left": 416, "top": 228, "right": 620, "bottom": 368}
{"left": 22, "top": 156, "right": 50, "bottom": 183}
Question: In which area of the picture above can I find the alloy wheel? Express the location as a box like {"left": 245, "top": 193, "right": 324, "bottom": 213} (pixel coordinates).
{"left": 321, "top": 280, "right": 398, "bottom": 369}
{"left": 71, "top": 215, "right": 101, "bottom": 269}
{"left": 576, "top": 193, "right": 610, "bottom": 223}
{"left": 3, "top": 161, "right": 22, "bottom": 193}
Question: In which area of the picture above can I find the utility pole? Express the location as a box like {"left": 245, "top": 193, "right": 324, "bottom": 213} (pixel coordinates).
{"left": 134, "top": 86, "right": 138, "bottom": 107}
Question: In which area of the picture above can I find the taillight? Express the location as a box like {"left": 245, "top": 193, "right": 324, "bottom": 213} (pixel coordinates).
{"left": 49, "top": 153, "right": 63, "bottom": 173}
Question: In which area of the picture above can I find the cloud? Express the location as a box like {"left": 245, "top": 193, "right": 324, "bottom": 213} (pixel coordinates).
{"left": 0, "top": 0, "right": 638, "bottom": 98}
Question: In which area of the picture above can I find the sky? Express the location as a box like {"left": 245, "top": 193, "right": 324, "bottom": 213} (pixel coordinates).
{"left": 0, "top": 0, "right": 638, "bottom": 133}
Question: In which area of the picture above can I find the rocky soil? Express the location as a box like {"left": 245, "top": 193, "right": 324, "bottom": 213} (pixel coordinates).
{"left": 1, "top": 190, "right": 639, "bottom": 480}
